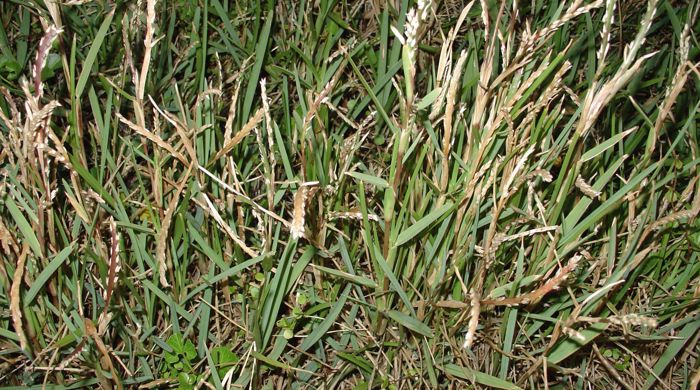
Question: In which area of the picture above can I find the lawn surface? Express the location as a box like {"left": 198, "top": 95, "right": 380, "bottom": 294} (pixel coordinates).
{"left": 0, "top": 0, "right": 699, "bottom": 388}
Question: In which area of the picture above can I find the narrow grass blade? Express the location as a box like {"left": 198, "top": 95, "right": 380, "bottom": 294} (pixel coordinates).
{"left": 442, "top": 364, "right": 523, "bottom": 390}
{"left": 5, "top": 197, "right": 42, "bottom": 258}
{"left": 24, "top": 244, "right": 73, "bottom": 305}
{"left": 75, "top": 9, "right": 115, "bottom": 99}
{"left": 394, "top": 202, "right": 454, "bottom": 247}
{"left": 385, "top": 310, "right": 433, "bottom": 338}
{"left": 298, "top": 285, "right": 351, "bottom": 352}
{"left": 642, "top": 314, "right": 700, "bottom": 389}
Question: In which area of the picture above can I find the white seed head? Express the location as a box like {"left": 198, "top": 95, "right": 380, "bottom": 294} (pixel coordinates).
{"left": 576, "top": 175, "right": 601, "bottom": 199}
{"left": 405, "top": 8, "right": 420, "bottom": 63}
{"left": 609, "top": 314, "right": 658, "bottom": 328}
{"left": 417, "top": 0, "right": 431, "bottom": 21}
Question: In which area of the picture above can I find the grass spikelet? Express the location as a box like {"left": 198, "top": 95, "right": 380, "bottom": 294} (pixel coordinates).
{"left": 199, "top": 190, "right": 259, "bottom": 258}
{"left": 463, "top": 289, "right": 481, "bottom": 349}
{"left": 10, "top": 245, "right": 30, "bottom": 356}
{"left": 575, "top": 175, "right": 601, "bottom": 199}
{"left": 439, "top": 50, "right": 468, "bottom": 204}
{"left": 32, "top": 26, "right": 62, "bottom": 97}
{"left": 155, "top": 164, "right": 192, "bottom": 287}
{"left": 483, "top": 254, "right": 581, "bottom": 307}
{"left": 209, "top": 108, "right": 264, "bottom": 163}
{"left": 328, "top": 211, "right": 380, "bottom": 222}
{"left": 608, "top": 314, "right": 658, "bottom": 329}
{"left": 405, "top": 9, "right": 419, "bottom": 64}
{"left": 430, "top": 2, "right": 474, "bottom": 120}
{"left": 290, "top": 182, "right": 318, "bottom": 240}
{"left": 479, "top": 0, "right": 490, "bottom": 42}
{"left": 137, "top": 0, "right": 157, "bottom": 101}
{"left": 596, "top": 0, "right": 616, "bottom": 68}
{"left": 0, "top": 219, "right": 17, "bottom": 255}
{"left": 103, "top": 217, "right": 121, "bottom": 307}
{"left": 290, "top": 187, "right": 307, "bottom": 240}
{"left": 116, "top": 113, "right": 188, "bottom": 165}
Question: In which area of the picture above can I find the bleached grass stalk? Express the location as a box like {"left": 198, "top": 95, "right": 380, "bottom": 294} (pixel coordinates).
{"left": 328, "top": 211, "right": 380, "bottom": 222}
{"left": 322, "top": 97, "right": 361, "bottom": 131}
{"left": 648, "top": 19, "right": 695, "bottom": 157}
{"left": 260, "top": 78, "right": 276, "bottom": 205}
{"left": 502, "top": 146, "right": 535, "bottom": 198}
{"left": 116, "top": 113, "right": 188, "bottom": 165}
{"left": 102, "top": 217, "right": 122, "bottom": 310}
{"left": 479, "top": 0, "right": 490, "bottom": 43}
{"left": 10, "top": 246, "right": 30, "bottom": 356}
{"left": 482, "top": 254, "right": 582, "bottom": 306}
{"left": 137, "top": 0, "right": 157, "bottom": 103}
{"left": 501, "top": 226, "right": 559, "bottom": 243}
{"left": 524, "top": 0, "right": 604, "bottom": 49}
{"left": 199, "top": 191, "right": 259, "bottom": 258}
{"left": 463, "top": 289, "right": 480, "bottom": 349}
{"left": 224, "top": 79, "right": 242, "bottom": 142}
{"left": 155, "top": 164, "right": 192, "bottom": 287}
{"left": 298, "top": 62, "right": 346, "bottom": 179}
{"left": 210, "top": 106, "right": 264, "bottom": 161}
{"left": 382, "top": 3, "right": 430, "bottom": 258}
{"left": 198, "top": 165, "right": 289, "bottom": 227}
{"left": 596, "top": 0, "right": 616, "bottom": 74}
{"left": 577, "top": 0, "right": 659, "bottom": 137}
{"left": 430, "top": 2, "right": 474, "bottom": 121}
{"left": 438, "top": 50, "right": 468, "bottom": 206}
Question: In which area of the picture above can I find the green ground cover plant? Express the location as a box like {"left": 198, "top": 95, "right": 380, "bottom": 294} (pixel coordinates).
{"left": 0, "top": 0, "right": 699, "bottom": 388}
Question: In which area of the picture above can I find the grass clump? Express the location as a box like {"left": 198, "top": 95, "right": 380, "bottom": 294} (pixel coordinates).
{"left": 0, "top": 0, "right": 699, "bottom": 388}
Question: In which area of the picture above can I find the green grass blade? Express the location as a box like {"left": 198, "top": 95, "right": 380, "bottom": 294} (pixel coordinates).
{"left": 385, "top": 310, "right": 433, "bottom": 338}
{"left": 642, "top": 314, "right": 700, "bottom": 389}
{"left": 75, "top": 8, "right": 115, "bottom": 100}
{"left": 298, "top": 285, "right": 351, "bottom": 352}
{"left": 5, "top": 197, "right": 42, "bottom": 258}
{"left": 24, "top": 244, "right": 73, "bottom": 305}
{"left": 394, "top": 202, "right": 454, "bottom": 247}
{"left": 442, "top": 364, "right": 523, "bottom": 390}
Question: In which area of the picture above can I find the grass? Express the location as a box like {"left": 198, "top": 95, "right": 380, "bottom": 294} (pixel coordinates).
{"left": 0, "top": 0, "right": 699, "bottom": 388}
